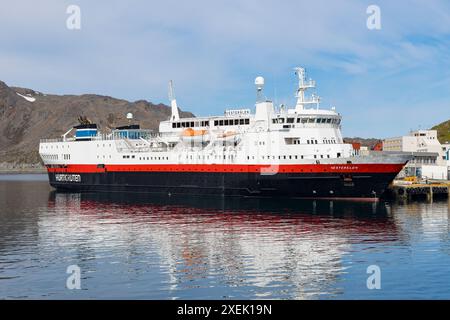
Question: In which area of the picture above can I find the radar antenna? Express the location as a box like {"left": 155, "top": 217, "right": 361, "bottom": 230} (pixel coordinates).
{"left": 168, "top": 80, "right": 180, "bottom": 122}
{"left": 255, "top": 76, "right": 265, "bottom": 103}
{"left": 294, "top": 67, "right": 320, "bottom": 111}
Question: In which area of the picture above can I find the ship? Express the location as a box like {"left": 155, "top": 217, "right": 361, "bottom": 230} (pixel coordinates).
{"left": 39, "top": 67, "right": 411, "bottom": 200}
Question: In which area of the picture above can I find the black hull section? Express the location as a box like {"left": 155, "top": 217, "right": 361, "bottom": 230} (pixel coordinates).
{"left": 48, "top": 171, "right": 398, "bottom": 199}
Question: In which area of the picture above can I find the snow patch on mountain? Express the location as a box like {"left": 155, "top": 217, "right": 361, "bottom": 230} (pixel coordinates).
{"left": 16, "top": 92, "right": 36, "bottom": 102}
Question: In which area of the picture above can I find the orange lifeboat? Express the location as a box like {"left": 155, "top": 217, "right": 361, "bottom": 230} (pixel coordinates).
{"left": 182, "top": 128, "right": 208, "bottom": 136}
{"left": 181, "top": 128, "right": 209, "bottom": 144}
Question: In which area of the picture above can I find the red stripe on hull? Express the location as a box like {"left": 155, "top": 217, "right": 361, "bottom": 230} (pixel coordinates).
{"left": 47, "top": 163, "right": 405, "bottom": 174}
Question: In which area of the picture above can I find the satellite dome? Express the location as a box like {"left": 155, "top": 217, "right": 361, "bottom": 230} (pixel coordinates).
{"left": 126, "top": 112, "right": 133, "bottom": 120}
{"left": 255, "top": 76, "right": 264, "bottom": 87}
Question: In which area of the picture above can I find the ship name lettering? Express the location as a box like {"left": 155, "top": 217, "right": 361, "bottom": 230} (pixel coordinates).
{"left": 330, "top": 166, "right": 358, "bottom": 170}
{"left": 55, "top": 174, "right": 81, "bottom": 182}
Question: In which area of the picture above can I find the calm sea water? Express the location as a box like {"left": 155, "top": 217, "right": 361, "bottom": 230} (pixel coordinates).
{"left": 0, "top": 174, "right": 449, "bottom": 299}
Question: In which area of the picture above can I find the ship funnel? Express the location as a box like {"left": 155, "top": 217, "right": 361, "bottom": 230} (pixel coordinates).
{"left": 168, "top": 80, "right": 180, "bottom": 122}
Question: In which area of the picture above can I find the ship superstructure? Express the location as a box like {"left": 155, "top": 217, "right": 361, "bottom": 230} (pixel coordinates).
{"left": 39, "top": 67, "right": 410, "bottom": 199}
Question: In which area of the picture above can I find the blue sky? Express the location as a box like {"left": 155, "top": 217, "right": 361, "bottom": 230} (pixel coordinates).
{"left": 1, "top": 0, "right": 449, "bottom": 137}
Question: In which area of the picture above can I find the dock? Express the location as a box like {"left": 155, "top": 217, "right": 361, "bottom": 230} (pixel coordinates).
{"left": 388, "top": 182, "right": 449, "bottom": 201}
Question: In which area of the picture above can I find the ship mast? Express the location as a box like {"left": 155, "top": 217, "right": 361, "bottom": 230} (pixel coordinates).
{"left": 294, "top": 67, "right": 320, "bottom": 112}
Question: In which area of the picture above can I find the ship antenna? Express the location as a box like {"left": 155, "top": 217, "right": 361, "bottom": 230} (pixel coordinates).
{"left": 294, "top": 67, "right": 318, "bottom": 112}
{"left": 168, "top": 80, "right": 180, "bottom": 121}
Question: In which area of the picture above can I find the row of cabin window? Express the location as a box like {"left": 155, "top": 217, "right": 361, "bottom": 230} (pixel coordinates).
{"left": 248, "top": 154, "right": 336, "bottom": 160}
{"left": 42, "top": 154, "right": 58, "bottom": 160}
{"left": 121, "top": 153, "right": 341, "bottom": 162}
{"left": 183, "top": 155, "right": 235, "bottom": 160}
{"left": 139, "top": 156, "right": 169, "bottom": 161}
{"left": 63, "top": 154, "right": 71, "bottom": 160}
{"left": 122, "top": 155, "right": 169, "bottom": 161}
{"left": 214, "top": 118, "right": 250, "bottom": 126}
{"left": 172, "top": 120, "right": 210, "bottom": 129}
{"left": 292, "top": 139, "right": 337, "bottom": 144}
{"left": 273, "top": 117, "right": 340, "bottom": 124}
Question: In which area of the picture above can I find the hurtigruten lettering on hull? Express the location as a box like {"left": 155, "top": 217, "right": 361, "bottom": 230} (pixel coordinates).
{"left": 55, "top": 174, "right": 81, "bottom": 182}
{"left": 39, "top": 67, "right": 411, "bottom": 199}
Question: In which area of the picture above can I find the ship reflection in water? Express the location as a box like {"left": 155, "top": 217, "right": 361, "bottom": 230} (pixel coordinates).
{"left": 0, "top": 177, "right": 449, "bottom": 299}
{"left": 47, "top": 192, "right": 397, "bottom": 299}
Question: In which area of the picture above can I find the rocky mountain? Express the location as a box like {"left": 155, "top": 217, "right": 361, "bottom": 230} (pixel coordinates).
{"left": 0, "top": 80, "right": 193, "bottom": 167}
